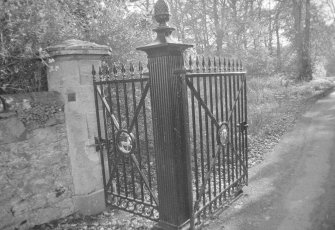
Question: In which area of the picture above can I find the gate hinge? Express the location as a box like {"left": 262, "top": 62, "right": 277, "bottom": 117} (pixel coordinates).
{"left": 92, "top": 137, "right": 109, "bottom": 152}
{"left": 237, "top": 122, "right": 248, "bottom": 132}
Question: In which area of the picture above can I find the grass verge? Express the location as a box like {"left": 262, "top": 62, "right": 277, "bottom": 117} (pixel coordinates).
{"left": 247, "top": 75, "right": 335, "bottom": 167}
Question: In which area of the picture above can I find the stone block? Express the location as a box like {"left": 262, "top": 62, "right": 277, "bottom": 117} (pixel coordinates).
{"left": 0, "top": 207, "right": 29, "bottom": 230}
{"left": 29, "top": 91, "right": 63, "bottom": 106}
{"left": 0, "top": 117, "right": 26, "bottom": 144}
{"left": 0, "top": 122, "right": 74, "bottom": 230}
{"left": 0, "top": 208, "right": 15, "bottom": 229}
{"left": 66, "top": 111, "right": 88, "bottom": 144}
{"left": 28, "top": 127, "right": 53, "bottom": 145}
{"left": 76, "top": 85, "right": 95, "bottom": 107}
{"left": 79, "top": 60, "right": 101, "bottom": 85}
{"left": 48, "top": 60, "right": 80, "bottom": 92}
{"left": 85, "top": 112, "right": 98, "bottom": 140}
{"left": 69, "top": 158, "right": 103, "bottom": 196}
{"left": 30, "top": 207, "right": 61, "bottom": 226}
{"left": 46, "top": 39, "right": 111, "bottom": 58}
{"left": 11, "top": 199, "right": 30, "bottom": 217}
{"left": 73, "top": 189, "right": 105, "bottom": 215}
{"left": 55, "top": 197, "right": 75, "bottom": 214}
{"left": 63, "top": 106, "right": 103, "bottom": 195}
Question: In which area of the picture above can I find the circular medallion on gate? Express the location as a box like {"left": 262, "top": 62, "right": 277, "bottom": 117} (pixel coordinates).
{"left": 116, "top": 129, "right": 136, "bottom": 155}
{"left": 217, "top": 122, "right": 229, "bottom": 146}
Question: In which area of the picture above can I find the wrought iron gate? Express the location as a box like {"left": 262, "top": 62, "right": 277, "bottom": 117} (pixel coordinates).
{"left": 184, "top": 57, "right": 248, "bottom": 228}
{"left": 92, "top": 63, "right": 159, "bottom": 221}
{"left": 92, "top": 56, "right": 248, "bottom": 228}
{"left": 91, "top": 1, "right": 248, "bottom": 228}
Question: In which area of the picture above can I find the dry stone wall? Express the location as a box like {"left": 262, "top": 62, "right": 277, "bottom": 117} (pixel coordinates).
{"left": 0, "top": 92, "right": 75, "bottom": 230}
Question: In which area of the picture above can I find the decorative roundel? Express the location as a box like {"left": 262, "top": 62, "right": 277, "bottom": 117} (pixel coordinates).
{"left": 116, "top": 130, "right": 136, "bottom": 155}
{"left": 217, "top": 122, "right": 229, "bottom": 146}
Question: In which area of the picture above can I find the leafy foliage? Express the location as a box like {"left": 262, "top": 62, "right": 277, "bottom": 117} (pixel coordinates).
{"left": 1, "top": 0, "right": 335, "bottom": 94}
{"left": 0, "top": 0, "right": 152, "bottom": 94}
{"left": 160, "top": 0, "right": 335, "bottom": 78}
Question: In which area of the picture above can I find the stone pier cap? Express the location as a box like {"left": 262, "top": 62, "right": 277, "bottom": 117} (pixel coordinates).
{"left": 46, "top": 39, "right": 112, "bottom": 57}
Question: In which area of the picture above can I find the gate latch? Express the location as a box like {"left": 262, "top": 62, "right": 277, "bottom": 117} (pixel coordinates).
{"left": 237, "top": 122, "right": 248, "bottom": 132}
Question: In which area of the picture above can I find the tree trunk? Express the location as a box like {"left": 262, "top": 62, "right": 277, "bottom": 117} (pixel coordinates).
{"left": 275, "top": 8, "right": 281, "bottom": 71}
{"left": 213, "top": 0, "right": 224, "bottom": 55}
{"left": 293, "top": 0, "right": 304, "bottom": 80}
{"left": 293, "top": 0, "right": 312, "bottom": 81}
{"left": 268, "top": 2, "right": 273, "bottom": 55}
{"left": 189, "top": 2, "right": 201, "bottom": 53}
{"left": 201, "top": 0, "right": 209, "bottom": 51}
{"left": 301, "top": 0, "right": 312, "bottom": 80}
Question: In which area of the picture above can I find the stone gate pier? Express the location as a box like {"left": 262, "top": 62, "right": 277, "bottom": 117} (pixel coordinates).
{"left": 47, "top": 39, "right": 111, "bottom": 215}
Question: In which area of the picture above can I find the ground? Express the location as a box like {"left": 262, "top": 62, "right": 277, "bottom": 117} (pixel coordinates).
{"left": 31, "top": 79, "right": 335, "bottom": 230}
{"left": 204, "top": 90, "right": 335, "bottom": 230}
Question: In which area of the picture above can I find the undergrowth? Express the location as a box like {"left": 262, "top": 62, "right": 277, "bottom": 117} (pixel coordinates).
{"left": 247, "top": 74, "right": 335, "bottom": 166}
{"left": 247, "top": 75, "right": 335, "bottom": 135}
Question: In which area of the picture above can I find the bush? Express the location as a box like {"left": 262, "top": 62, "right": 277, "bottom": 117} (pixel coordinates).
{"left": 0, "top": 0, "right": 152, "bottom": 95}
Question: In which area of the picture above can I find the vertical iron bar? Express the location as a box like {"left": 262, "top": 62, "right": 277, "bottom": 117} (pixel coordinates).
{"left": 179, "top": 71, "right": 194, "bottom": 229}
{"left": 229, "top": 75, "right": 235, "bottom": 191}
{"left": 122, "top": 80, "right": 136, "bottom": 199}
{"left": 203, "top": 75, "right": 211, "bottom": 212}
{"left": 233, "top": 75, "right": 238, "bottom": 185}
{"left": 101, "top": 85, "right": 110, "bottom": 192}
{"left": 104, "top": 78, "right": 113, "bottom": 186}
{"left": 228, "top": 75, "right": 234, "bottom": 195}
{"left": 220, "top": 74, "right": 226, "bottom": 200}
{"left": 240, "top": 75, "right": 244, "bottom": 184}
{"left": 215, "top": 74, "right": 221, "bottom": 205}
{"left": 115, "top": 81, "right": 128, "bottom": 197}
{"left": 131, "top": 80, "right": 144, "bottom": 201}
{"left": 224, "top": 75, "right": 229, "bottom": 197}
{"left": 240, "top": 75, "right": 245, "bottom": 184}
{"left": 197, "top": 76, "right": 205, "bottom": 209}
{"left": 237, "top": 75, "right": 242, "bottom": 181}
{"left": 123, "top": 81, "right": 130, "bottom": 127}
{"left": 190, "top": 77, "right": 199, "bottom": 200}
{"left": 99, "top": 76, "right": 109, "bottom": 189}
{"left": 244, "top": 74, "right": 248, "bottom": 185}
{"left": 140, "top": 79, "right": 153, "bottom": 205}
{"left": 93, "top": 81, "right": 107, "bottom": 203}
{"left": 209, "top": 73, "right": 216, "bottom": 209}
{"left": 108, "top": 81, "right": 120, "bottom": 195}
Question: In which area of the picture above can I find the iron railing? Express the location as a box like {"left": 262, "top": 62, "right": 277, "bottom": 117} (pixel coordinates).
{"left": 93, "top": 63, "right": 159, "bottom": 221}
{"left": 92, "top": 56, "right": 248, "bottom": 227}
{"left": 184, "top": 57, "right": 248, "bottom": 227}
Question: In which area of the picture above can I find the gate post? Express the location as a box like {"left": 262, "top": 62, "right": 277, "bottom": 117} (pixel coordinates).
{"left": 137, "top": 0, "right": 193, "bottom": 229}
{"left": 46, "top": 40, "right": 111, "bottom": 215}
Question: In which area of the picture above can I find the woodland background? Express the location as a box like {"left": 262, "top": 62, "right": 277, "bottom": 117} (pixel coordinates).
{"left": 0, "top": 0, "right": 335, "bottom": 93}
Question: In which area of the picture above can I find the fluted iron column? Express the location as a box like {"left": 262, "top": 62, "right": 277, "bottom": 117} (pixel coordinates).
{"left": 137, "top": 0, "right": 193, "bottom": 229}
